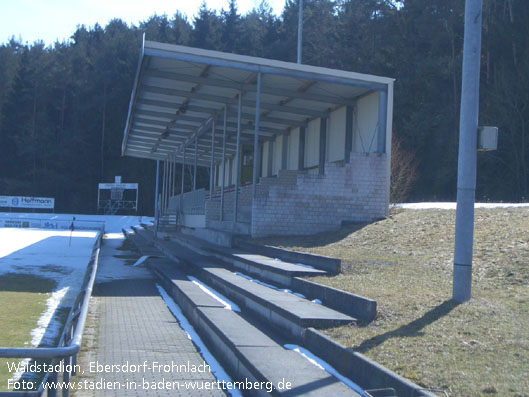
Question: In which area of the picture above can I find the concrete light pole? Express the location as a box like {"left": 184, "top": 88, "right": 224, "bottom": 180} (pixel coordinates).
{"left": 453, "top": 0, "right": 483, "bottom": 303}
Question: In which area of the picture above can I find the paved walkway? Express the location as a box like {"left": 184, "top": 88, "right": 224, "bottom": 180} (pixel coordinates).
{"left": 75, "top": 236, "right": 225, "bottom": 397}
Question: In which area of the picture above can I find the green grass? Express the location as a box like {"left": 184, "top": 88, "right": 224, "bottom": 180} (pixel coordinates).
{"left": 254, "top": 208, "right": 529, "bottom": 396}
{"left": 0, "top": 273, "right": 57, "bottom": 391}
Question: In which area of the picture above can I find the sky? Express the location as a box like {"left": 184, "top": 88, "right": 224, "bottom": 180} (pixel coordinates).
{"left": 0, "top": 0, "right": 287, "bottom": 46}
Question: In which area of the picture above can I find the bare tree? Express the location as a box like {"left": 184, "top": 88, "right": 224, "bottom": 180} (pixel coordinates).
{"left": 390, "top": 134, "right": 419, "bottom": 203}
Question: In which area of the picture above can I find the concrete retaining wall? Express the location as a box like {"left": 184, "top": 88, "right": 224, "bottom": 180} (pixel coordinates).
{"left": 291, "top": 277, "right": 376, "bottom": 322}
{"left": 303, "top": 329, "right": 436, "bottom": 397}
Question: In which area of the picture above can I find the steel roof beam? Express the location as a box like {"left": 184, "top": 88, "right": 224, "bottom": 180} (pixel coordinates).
{"left": 137, "top": 99, "right": 307, "bottom": 128}
{"left": 144, "top": 69, "right": 361, "bottom": 105}
{"left": 138, "top": 91, "right": 328, "bottom": 119}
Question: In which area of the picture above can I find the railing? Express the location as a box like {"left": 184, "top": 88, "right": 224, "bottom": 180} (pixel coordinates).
{"left": 0, "top": 231, "right": 103, "bottom": 396}
{"left": 168, "top": 189, "right": 206, "bottom": 216}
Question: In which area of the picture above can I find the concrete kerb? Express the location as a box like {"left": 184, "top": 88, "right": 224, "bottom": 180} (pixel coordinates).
{"left": 303, "top": 329, "right": 437, "bottom": 397}
{"left": 234, "top": 237, "right": 341, "bottom": 274}
{"left": 291, "top": 277, "right": 377, "bottom": 323}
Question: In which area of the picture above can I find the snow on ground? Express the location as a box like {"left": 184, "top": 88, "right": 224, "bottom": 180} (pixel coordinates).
{"left": 95, "top": 237, "right": 151, "bottom": 282}
{"left": 0, "top": 212, "right": 153, "bottom": 349}
{"left": 284, "top": 344, "right": 367, "bottom": 396}
{"left": 187, "top": 276, "right": 241, "bottom": 312}
{"left": 394, "top": 202, "right": 529, "bottom": 210}
{"left": 0, "top": 227, "right": 99, "bottom": 348}
{"left": 157, "top": 284, "right": 243, "bottom": 397}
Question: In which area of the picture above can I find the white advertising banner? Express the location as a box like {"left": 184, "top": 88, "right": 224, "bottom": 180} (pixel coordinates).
{"left": 98, "top": 183, "right": 138, "bottom": 190}
{"left": 0, "top": 196, "right": 55, "bottom": 209}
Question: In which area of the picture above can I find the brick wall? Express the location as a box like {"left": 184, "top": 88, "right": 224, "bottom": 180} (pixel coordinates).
{"left": 250, "top": 153, "right": 389, "bottom": 237}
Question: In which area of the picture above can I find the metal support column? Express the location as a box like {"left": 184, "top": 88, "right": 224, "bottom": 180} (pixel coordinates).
{"left": 173, "top": 153, "right": 177, "bottom": 196}
{"left": 298, "top": 127, "right": 305, "bottom": 171}
{"left": 180, "top": 147, "right": 186, "bottom": 216}
{"left": 233, "top": 93, "right": 242, "bottom": 224}
{"left": 209, "top": 120, "right": 215, "bottom": 197}
{"left": 194, "top": 136, "right": 198, "bottom": 190}
{"left": 267, "top": 141, "right": 274, "bottom": 176}
{"left": 377, "top": 90, "right": 388, "bottom": 154}
{"left": 161, "top": 160, "right": 167, "bottom": 217}
{"left": 453, "top": 0, "right": 483, "bottom": 303}
{"left": 220, "top": 106, "right": 227, "bottom": 221}
{"left": 281, "top": 134, "right": 288, "bottom": 170}
{"left": 252, "top": 72, "right": 262, "bottom": 199}
{"left": 154, "top": 160, "right": 160, "bottom": 218}
{"left": 345, "top": 105, "right": 353, "bottom": 164}
{"left": 163, "top": 156, "right": 170, "bottom": 215}
{"left": 169, "top": 153, "right": 174, "bottom": 199}
{"left": 319, "top": 117, "right": 327, "bottom": 175}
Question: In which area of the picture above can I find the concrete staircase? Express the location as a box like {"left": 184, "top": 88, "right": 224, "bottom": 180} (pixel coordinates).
{"left": 124, "top": 227, "right": 363, "bottom": 396}
{"left": 124, "top": 226, "right": 434, "bottom": 397}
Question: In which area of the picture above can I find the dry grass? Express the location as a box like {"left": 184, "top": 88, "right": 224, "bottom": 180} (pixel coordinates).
{"left": 254, "top": 208, "right": 529, "bottom": 397}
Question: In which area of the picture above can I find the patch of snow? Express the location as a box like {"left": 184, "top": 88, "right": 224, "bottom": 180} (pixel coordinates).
{"left": 233, "top": 272, "right": 310, "bottom": 301}
{"left": 234, "top": 271, "right": 278, "bottom": 290}
{"left": 156, "top": 284, "right": 242, "bottom": 397}
{"left": 187, "top": 276, "right": 241, "bottom": 312}
{"left": 103, "top": 233, "right": 125, "bottom": 240}
{"left": 394, "top": 202, "right": 529, "bottom": 210}
{"left": 31, "top": 287, "right": 69, "bottom": 347}
{"left": 132, "top": 255, "right": 150, "bottom": 267}
{"left": 284, "top": 344, "right": 367, "bottom": 396}
{"left": 295, "top": 263, "right": 315, "bottom": 269}
{"left": 95, "top": 238, "right": 151, "bottom": 282}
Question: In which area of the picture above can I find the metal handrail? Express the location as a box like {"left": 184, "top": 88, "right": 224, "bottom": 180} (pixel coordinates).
{"left": 0, "top": 231, "right": 103, "bottom": 396}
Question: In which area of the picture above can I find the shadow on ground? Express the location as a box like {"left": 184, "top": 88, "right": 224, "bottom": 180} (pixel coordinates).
{"left": 253, "top": 221, "right": 374, "bottom": 249}
{"left": 355, "top": 300, "right": 460, "bottom": 354}
{"left": 93, "top": 278, "right": 156, "bottom": 297}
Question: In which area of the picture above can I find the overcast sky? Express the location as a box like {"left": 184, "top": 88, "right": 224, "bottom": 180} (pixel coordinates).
{"left": 0, "top": 0, "right": 287, "bottom": 46}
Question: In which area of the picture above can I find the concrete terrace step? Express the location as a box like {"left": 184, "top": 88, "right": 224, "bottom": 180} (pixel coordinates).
{"left": 149, "top": 259, "right": 362, "bottom": 396}
{"left": 136, "top": 226, "right": 377, "bottom": 323}
{"left": 203, "top": 267, "right": 355, "bottom": 338}
{"left": 121, "top": 228, "right": 161, "bottom": 257}
{"left": 137, "top": 233, "right": 356, "bottom": 338}
{"left": 163, "top": 229, "right": 327, "bottom": 287}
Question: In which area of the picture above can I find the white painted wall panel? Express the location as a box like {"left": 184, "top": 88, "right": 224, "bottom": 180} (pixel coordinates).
{"left": 354, "top": 92, "right": 379, "bottom": 153}
{"left": 327, "top": 106, "right": 346, "bottom": 162}
{"left": 304, "top": 118, "right": 320, "bottom": 168}
{"left": 288, "top": 128, "right": 299, "bottom": 170}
